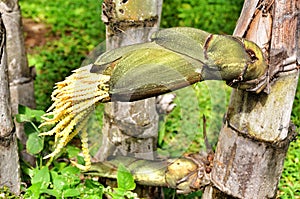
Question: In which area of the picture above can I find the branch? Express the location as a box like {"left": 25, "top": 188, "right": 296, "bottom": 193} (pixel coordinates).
{"left": 91, "top": 27, "right": 268, "bottom": 102}
{"left": 39, "top": 27, "right": 270, "bottom": 170}
{"left": 86, "top": 154, "right": 213, "bottom": 194}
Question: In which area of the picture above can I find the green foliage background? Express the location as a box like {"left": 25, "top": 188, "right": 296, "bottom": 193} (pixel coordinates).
{"left": 20, "top": 0, "right": 106, "bottom": 110}
{"left": 161, "top": 0, "right": 243, "bottom": 34}
{"left": 16, "top": 0, "right": 300, "bottom": 198}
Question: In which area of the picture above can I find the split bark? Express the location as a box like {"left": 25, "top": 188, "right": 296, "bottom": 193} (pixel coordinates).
{"left": 203, "top": 0, "right": 299, "bottom": 198}
{"left": 95, "top": 0, "right": 162, "bottom": 162}
{"left": 0, "top": 13, "right": 21, "bottom": 195}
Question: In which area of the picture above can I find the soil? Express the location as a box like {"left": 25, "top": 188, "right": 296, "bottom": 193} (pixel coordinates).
{"left": 22, "top": 18, "right": 57, "bottom": 53}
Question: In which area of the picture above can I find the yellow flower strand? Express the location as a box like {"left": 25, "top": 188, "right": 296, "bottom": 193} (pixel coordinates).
{"left": 39, "top": 64, "right": 111, "bottom": 170}
{"left": 43, "top": 109, "right": 90, "bottom": 159}
{"left": 70, "top": 125, "right": 91, "bottom": 171}
{"left": 65, "top": 115, "right": 90, "bottom": 145}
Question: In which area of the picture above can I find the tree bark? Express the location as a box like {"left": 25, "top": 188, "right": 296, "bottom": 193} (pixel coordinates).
{"left": 0, "top": 13, "right": 21, "bottom": 195}
{"left": 204, "top": 0, "right": 299, "bottom": 198}
{"left": 93, "top": 1, "right": 163, "bottom": 197}
{"left": 1, "top": 0, "right": 36, "bottom": 146}
{"left": 95, "top": 0, "right": 162, "bottom": 162}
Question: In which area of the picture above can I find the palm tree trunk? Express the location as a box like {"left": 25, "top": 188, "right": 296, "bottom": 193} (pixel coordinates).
{"left": 94, "top": 1, "right": 163, "bottom": 197}
{"left": 95, "top": 0, "right": 163, "bottom": 162}
{"left": 203, "top": 0, "right": 299, "bottom": 198}
{"left": 0, "top": 13, "right": 21, "bottom": 196}
{"left": 1, "top": 0, "right": 36, "bottom": 148}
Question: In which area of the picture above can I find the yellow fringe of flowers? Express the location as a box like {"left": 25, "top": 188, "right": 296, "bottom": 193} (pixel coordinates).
{"left": 39, "top": 64, "right": 111, "bottom": 171}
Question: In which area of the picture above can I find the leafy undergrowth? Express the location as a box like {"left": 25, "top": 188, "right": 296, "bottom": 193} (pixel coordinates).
{"left": 23, "top": 165, "right": 103, "bottom": 198}
{"left": 22, "top": 162, "right": 136, "bottom": 199}
{"left": 15, "top": 106, "right": 137, "bottom": 199}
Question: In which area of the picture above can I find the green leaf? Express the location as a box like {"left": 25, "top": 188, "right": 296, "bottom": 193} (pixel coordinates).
{"left": 52, "top": 174, "right": 67, "bottom": 191}
{"left": 40, "top": 188, "right": 61, "bottom": 198}
{"left": 26, "top": 182, "right": 43, "bottom": 198}
{"left": 26, "top": 132, "right": 44, "bottom": 154}
{"left": 31, "top": 167, "right": 50, "bottom": 190}
{"left": 82, "top": 179, "right": 104, "bottom": 197}
{"left": 17, "top": 104, "right": 45, "bottom": 122}
{"left": 61, "top": 166, "right": 81, "bottom": 187}
{"left": 66, "top": 145, "right": 80, "bottom": 158}
{"left": 84, "top": 179, "right": 102, "bottom": 189}
{"left": 117, "top": 164, "right": 136, "bottom": 191}
{"left": 63, "top": 188, "right": 81, "bottom": 197}
{"left": 15, "top": 113, "right": 32, "bottom": 123}
{"left": 52, "top": 161, "right": 68, "bottom": 172}
{"left": 77, "top": 155, "right": 85, "bottom": 165}
{"left": 61, "top": 165, "right": 80, "bottom": 175}
{"left": 112, "top": 188, "right": 126, "bottom": 199}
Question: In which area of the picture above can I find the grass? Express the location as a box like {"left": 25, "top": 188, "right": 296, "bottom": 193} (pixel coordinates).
{"left": 161, "top": 0, "right": 244, "bottom": 34}
{"left": 20, "top": 0, "right": 106, "bottom": 110}
{"left": 17, "top": 0, "right": 300, "bottom": 198}
{"left": 158, "top": 81, "right": 232, "bottom": 157}
{"left": 279, "top": 80, "right": 300, "bottom": 199}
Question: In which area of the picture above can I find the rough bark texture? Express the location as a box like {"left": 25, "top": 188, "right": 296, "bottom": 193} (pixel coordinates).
{"left": 204, "top": 0, "right": 299, "bottom": 198}
{"left": 95, "top": 0, "right": 162, "bottom": 162}
{"left": 1, "top": 0, "right": 36, "bottom": 145}
{"left": 0, "top": 13, "right": 21, "bottom": 195}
